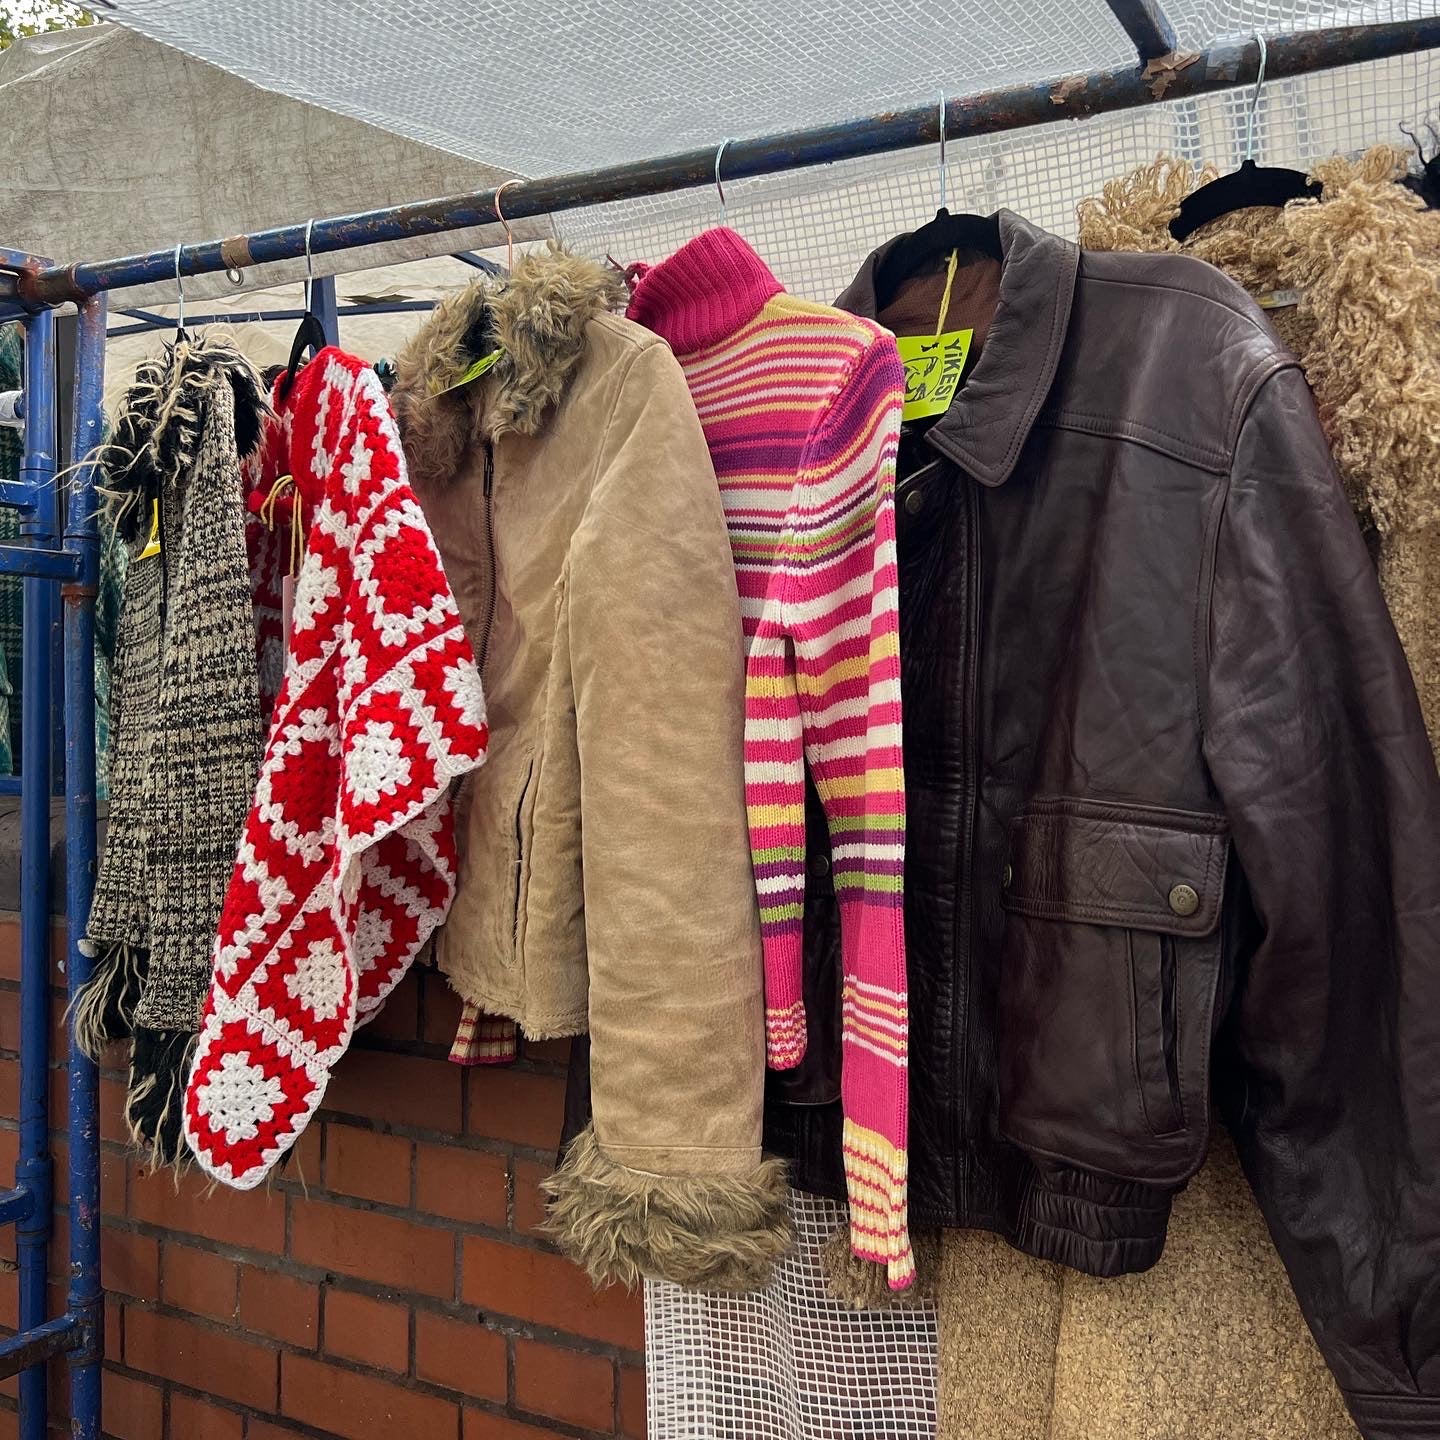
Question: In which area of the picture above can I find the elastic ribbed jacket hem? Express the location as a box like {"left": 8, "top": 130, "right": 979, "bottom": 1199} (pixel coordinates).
{"left": 1345, "top": 1390, "right": 1440, "bottom": 1439}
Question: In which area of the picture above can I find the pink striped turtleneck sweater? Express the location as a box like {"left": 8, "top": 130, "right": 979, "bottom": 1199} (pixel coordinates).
{"left": 628, "top": 229, "right": 912, "bottom": 1288}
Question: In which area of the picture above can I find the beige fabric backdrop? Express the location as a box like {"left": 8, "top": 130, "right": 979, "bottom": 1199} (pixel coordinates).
{"left": 0, "top": 24, "right": 547, "bottom": 307}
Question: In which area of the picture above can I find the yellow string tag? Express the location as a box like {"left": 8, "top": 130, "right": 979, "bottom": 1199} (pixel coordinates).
{"left": 898, "top": 249, "right": 972, "bottom": 421}
{"left": 432, "top": 349, "right": 503, "bottom": 396}
{"left": 138, "top": 499, "right": 161, "bottom": 560}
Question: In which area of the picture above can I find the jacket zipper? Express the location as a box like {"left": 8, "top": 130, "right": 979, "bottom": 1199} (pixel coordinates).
{"left": 953, "top": 479, "right": 983, "bottom": 1190}
{"left": 478, "top": 445, "right": 497, "bottom": 673}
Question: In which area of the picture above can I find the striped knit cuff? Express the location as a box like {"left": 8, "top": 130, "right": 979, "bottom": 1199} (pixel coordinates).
{"left": 842, "top": 1116, "right": 914, "bottom": 1291}
{"left": 763, "top": 929, "right": 806, "bottom": 1070}
{"left": 449, "top": 1003, "right": 518, "bottom": 1066}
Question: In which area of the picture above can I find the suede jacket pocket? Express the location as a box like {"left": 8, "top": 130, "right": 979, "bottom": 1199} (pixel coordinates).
{"left": 998, "top": 796, "right": 1230, "bottom": 1189}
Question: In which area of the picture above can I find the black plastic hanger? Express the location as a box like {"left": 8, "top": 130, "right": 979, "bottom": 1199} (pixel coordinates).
{"left": 1399, "top": 122, "right": 1440, "bottom": 209}
{"left": 1170, "top": 158, "right": 1320, "bottom": 240}
{"left": 1169, "top": 35, "right": 1320, "bottom": 241}
{"left": 278, "top": 220, "right": 327, "bottom": 402}
{"left": 874, "top": 96, "right": 1002, "bottom": 311}
{"left": 277, "top": 313, "right": 327, "bottom": 402}
{"left": 875, "top": 208, "right": 1002, "bottom": 310}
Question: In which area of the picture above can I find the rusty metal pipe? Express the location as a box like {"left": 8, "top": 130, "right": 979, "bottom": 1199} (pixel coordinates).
{"left": 18, "top": 18, "right": 1440, "bottom": 307}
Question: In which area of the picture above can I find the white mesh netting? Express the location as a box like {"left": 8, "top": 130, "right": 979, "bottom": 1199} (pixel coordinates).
{"left": 100, "top": 0, "right": 1436, "bottom": 179}
{"left": 645, "top": 1191, "right": 937, "bottom": 1440}
{"left": 560, "top": 35, "right": 1438, "bottom": 299}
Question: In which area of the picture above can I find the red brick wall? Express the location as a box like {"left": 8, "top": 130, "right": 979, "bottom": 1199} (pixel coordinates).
{"left": 0, "top": 917, "right": 645, "bottom": 1440}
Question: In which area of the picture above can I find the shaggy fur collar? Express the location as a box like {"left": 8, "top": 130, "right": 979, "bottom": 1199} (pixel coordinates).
{"left": 392, "top": 244, "right": 627, "bottom": 490}
{"left": 101, "top": 331, "right": 269, "bottom": 546}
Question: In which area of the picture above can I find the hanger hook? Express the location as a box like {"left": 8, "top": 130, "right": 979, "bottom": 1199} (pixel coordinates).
{"left": 494, "top": 180, "right": 521, "bottom": 274}
{"left": 937, "top": 91, "right": 948, "bottom": 212}
{"left": 715, "top": 139, "right": 733, "bottom": 225}
{"left": 173, "top": 242, "right": 185, "bottom": 336}
{"left": 1243, "top": 33, "right": 1268, "bottom": 163}
{"left": 303, "top": 219, "right": 315, "bottom": 311}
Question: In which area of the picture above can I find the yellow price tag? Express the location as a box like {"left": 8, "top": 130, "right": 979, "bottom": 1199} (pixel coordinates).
{"left": 898, "top": 329, "right": 972, "bottom": 422}
{"left": 138, "top": 499, "right": 161, "bottom": 560}
{"left": 431, "top": 349, "right": 503, "bottom": 397}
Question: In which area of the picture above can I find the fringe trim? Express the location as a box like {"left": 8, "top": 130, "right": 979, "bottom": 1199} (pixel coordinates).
{"left": 542, "top": 1125, "right": 792, "bottom": 1293}
{"left": 69, "top": 942, "right": 147, "bottom": 1061}
{"left": 99, "top": 332, "right": 270, "bottom": 545}
{"left": 125, "top": 1028, "right": 198, "bottom": 1175}
{"left": 821, "top": 1219, "right": 942, "bottom": 1309}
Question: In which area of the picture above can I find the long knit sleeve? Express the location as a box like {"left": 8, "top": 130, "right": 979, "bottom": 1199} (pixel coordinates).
{"left": 781, "top": 337, "right": 910, "bottom": 1286}
{"left": 744, "top": 630, "right": 808, "bottom": 1064}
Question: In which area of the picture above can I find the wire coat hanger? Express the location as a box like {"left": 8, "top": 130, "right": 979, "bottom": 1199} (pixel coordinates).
{"left": 278, "top": 220, "right": 328, "bottom": 401}
{"left": 936, "top": 92, "right": 947, "bottom": 212}
{"left": 715, "top": 139, "right": 733, "bottom": 227}
{"left": 173, "top": 243, "right": 186, "bottom": 339}
{"left": 1169, "top": 34, "right": 1321, "bottom": 240}
{"left": 494, "top": 180, "right": 521, "bottom": 273}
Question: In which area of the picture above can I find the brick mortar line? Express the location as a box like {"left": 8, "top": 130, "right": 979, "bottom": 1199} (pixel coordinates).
{"left": 1, "top": 1106, "right": 573, "bottom": 1170}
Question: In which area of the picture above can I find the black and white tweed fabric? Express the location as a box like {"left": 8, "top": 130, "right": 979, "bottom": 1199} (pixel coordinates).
{"left": 77, "top": 333, "right": 269, "bottom": 1166}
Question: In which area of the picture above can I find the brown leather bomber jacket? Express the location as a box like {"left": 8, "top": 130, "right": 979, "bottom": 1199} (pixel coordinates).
{"left": 766, "top": 211, "right": 1440, "bottom": 1438}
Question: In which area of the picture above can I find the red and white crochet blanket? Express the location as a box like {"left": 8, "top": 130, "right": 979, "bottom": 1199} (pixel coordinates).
{"left": 183, "top": 349, "right": 488, "bottom": 1189}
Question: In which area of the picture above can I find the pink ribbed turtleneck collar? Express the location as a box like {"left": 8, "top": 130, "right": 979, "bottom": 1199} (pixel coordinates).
{"left": 625, "top": 227, "right": 784, "bottom": 356}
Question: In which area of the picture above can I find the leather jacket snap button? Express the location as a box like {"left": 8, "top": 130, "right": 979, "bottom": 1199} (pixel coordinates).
{"left": 904, "top": 487, "right": 926, "bottom": 515}
{"left": 1002, "top": 863, "right": 1013, "bottom": 888}
{"left": 1168, "top": 883, "right": 1199, "bottom": 917}
{"left": 809, "top": 854, "right": 831, "bottom": 878}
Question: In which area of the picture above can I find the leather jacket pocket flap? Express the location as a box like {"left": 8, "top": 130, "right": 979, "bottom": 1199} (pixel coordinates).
{"left": 1004, "top": 799, "right": 1229, "bottom": 938}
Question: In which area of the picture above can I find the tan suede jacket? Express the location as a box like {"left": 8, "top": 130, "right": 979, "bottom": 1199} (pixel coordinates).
{"left": 392, "top": 248, "right": 787, "bottom": 1292}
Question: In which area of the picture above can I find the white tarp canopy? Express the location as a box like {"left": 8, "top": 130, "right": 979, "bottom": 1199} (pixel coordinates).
{"left": 0, "top": 22, "right": 547, "bottom": 305}
{"left": 3, "top": 4, "right": 1435, "bottom": 314}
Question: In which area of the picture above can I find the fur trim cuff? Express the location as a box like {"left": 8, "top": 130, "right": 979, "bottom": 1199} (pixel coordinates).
{"left": 542, "top": 1126, "right": 792, "bottom": 1292}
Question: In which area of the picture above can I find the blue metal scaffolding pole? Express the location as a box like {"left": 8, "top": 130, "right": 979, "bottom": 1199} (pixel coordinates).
{"left": 64, "top": 295, "right": 105, "bottom": 1440}
{"left": 0, "top": 257, "right": 95, "bottom": 1436}
{"left": 16, "top": 306, "right": 56, "bottom": 1440}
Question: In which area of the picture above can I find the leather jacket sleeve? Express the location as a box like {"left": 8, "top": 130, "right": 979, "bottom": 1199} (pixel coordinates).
{"left": 1203, "top": 360, "right": 1440, "bottom": 1438}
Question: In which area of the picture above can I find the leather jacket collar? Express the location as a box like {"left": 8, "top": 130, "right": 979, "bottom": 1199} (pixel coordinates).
{"left": 837, "top": 209, "right": 1079, "bottom": 486}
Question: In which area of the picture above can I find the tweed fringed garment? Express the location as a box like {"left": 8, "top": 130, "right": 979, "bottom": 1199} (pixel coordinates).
{"left": 183, "top": 348, "right": 488, "bottom": 1189}
{"left": 628, "top": 229, "right": 912, "bottom": 1288}
{"left": 76, "top": 334, "right": 270, "bottom": 1167}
